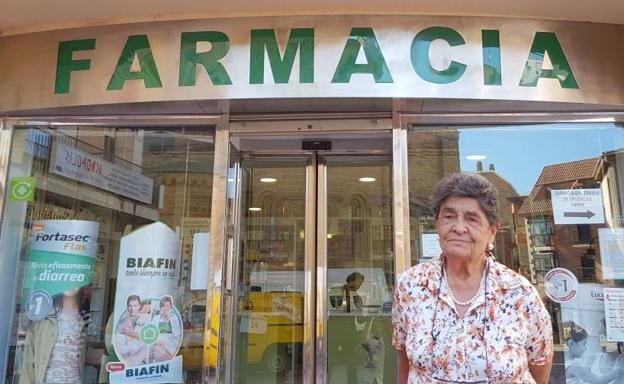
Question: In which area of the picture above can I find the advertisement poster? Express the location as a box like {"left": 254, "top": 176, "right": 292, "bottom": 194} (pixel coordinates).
{"left": 560, "top": 284, "right": 624, "bottom": 383}
{"left": 23, "top": 220, "right": 99, "bottom": 320}
{"left": 598, "top": 228, "right": 624, "bottom": 279}
{"left": 604, "top": 288, "right": 624, "bottom": 342}
{"left": 108, "top": 222, "right": 183, "bottom": 384}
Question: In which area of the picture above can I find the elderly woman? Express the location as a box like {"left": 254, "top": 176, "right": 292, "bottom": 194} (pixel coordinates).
{"left": 392, "top": 173, "right": 553, "bottom": 383}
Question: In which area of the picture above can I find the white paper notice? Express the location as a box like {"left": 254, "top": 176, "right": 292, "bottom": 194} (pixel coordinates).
{"left": 604, "top": 287, "right": 624, "bottom": 342}
{"left": 598, "top": 228, "right": 624, "bottom": 280}
{"left": 190, "top": 232, "right": 210, "bottom": 290}
{"left": 421, "top": 233, "right": 441, "bottom": 261}
{"left": 551, "top": 189, "right": 605, "bottom": 225}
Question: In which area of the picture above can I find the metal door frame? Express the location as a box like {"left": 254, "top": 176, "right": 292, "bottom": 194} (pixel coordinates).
{"left": 224, "top": 151, "right": 318, "bottom": 384}
{"left": 315, "top": 155, "right": 327, "bottom": 384}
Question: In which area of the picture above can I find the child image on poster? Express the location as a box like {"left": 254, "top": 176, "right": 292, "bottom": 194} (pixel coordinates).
{"left": 114, "top": 295, "right": 151, "bottom": 366}
{"left": 19, "top": 287, "right": 90, "bottom": 384}
{"left": 563, "top": 321, "right": 624, "bottom": 383}
{"left": 149, "top": 295, "right": 182, "bottom": 363}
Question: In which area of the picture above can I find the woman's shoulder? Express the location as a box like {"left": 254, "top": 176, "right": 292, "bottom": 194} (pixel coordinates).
{"left": 27, "top": 316, "right": 57, "bottom": 337}
{"left": 490, "top": 260, "right": 538, "bottom": 295}
{"left": 397, "top": 257, "right": 442, "bottom": 290}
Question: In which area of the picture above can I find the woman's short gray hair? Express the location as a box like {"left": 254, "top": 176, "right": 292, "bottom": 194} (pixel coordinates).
{"left": 431, "top": 173, "right": 499, "bottom": 225}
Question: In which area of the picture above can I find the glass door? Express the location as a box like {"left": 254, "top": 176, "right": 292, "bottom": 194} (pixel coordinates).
{"left": 231, "top": 156, "right": 311, "bottom": 384}
{"left": 224, "top": 135, "right": 396, "bottom": 384}
{"left": 320, "top": 156, "right": 396, "bottom": 384}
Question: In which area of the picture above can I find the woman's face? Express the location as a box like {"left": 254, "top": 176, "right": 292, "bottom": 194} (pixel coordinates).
{"left": 436, "top": 196, "right": 498, "bottom": 261}
{"left": 569, "top": 338, "right": 587, "bottom": 358}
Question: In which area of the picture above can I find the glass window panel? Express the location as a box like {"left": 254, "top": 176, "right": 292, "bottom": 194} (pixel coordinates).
{"left": 407, "top": 123, "right": 624, "bottom": 382}
{"left": 2, "top": 125, "right": 215, "bottom": 384}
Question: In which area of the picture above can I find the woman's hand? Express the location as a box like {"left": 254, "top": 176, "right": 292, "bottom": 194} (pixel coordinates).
{"left": 397, "top": 349, "right": 409, "bottom": 384}
{"left": 528, "top": 352, "right": 553, "bottom": 384}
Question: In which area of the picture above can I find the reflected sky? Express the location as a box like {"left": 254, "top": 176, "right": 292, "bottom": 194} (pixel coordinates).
{"left": 458, "top": 123, "right": 624, "bottom": 195}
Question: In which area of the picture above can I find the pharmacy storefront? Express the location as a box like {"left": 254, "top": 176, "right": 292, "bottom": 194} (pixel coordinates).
{"left": 2, "top": 15, "right": 624, "bottom": 384}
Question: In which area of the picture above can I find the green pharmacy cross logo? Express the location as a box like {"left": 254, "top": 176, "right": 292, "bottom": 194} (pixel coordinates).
{"left": 139, "top": 323, "right": 160, "bottom": 344}
{"left": 9, "top": 177, "right": 35, "bottom": 201}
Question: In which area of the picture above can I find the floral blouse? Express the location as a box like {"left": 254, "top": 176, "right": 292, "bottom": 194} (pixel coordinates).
{"left": 392, "top": 256, "right": 553, "bottom": 383}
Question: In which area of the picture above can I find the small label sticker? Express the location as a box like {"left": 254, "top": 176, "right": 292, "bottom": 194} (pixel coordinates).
{"left": 544, "top": 268, "right": 579, "bottom": 303}
{"left": 9, "top": 177, "right": 35, "bottom": 201}
{"left": 106, "top": 362, "right": 125, "bottom": 372}
{"left": 26, "top": 290, "right": 53, "bottom": 321}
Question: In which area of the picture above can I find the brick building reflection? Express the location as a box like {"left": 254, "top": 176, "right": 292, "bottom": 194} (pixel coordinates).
{"left": 514, "top": 157, "right": 610, "bottom": 285}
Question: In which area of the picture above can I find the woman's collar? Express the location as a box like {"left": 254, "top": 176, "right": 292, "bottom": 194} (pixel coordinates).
{"left": 485, "top": 259, "right": 524, "bottom": 299}
{"left": 420, "top": 256, "right": 444, "bottom": 293}
{"left": 420, "top": 255, "right": 523, "bottom": 298}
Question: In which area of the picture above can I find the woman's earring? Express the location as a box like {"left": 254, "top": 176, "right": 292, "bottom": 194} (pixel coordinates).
{"left": 487, "top": 243, "right": 494, "bottom": 251}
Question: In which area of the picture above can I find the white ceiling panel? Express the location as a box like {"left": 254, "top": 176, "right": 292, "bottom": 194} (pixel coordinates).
{"left": 2, "top": 0, "right": 623, "bottom": 36}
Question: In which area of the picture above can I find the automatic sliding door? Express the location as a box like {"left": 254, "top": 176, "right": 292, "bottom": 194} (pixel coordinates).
{"left": 321, "top": 156, "right": 397, "bottom": 384}
{"left": 232, "top": 157, "right": 310, "bottom": 384}
{"left": 224, "top": 143, "right": 396, "bottom": 384}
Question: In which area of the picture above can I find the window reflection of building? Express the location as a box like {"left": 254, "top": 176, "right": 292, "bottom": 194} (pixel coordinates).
{"left": 515, "top": 157, "right": 603, "bottom": 284}
{"left": 525, "top": 217, "right": 557, "bottom": 283}
{"left": 407, "top": 130, "right": 460, "bottom": 264}
{"left": 477, "top": 165, "right": 520, "bottom": 271}
{"left": 406, "top": 130, "right": 521, "bottom": 269}
{"left": 602, "top": 149, "right": 624, "bottom": 229}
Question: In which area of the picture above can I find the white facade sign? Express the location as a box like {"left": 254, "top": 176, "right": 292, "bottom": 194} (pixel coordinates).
{"left": 551, "top": 189, "right": 605, "bottom": 225}
{"left": 604, "top": 288, "right": 624, "bottom": 342}
{"left": 50, "top": 142, "right": 154, "bottom": 204}
{"left": 598, "top": 227, "right": 624, "bottom": 279}
{"left": 3, "top": 16, "right": 624, "bottom": 112}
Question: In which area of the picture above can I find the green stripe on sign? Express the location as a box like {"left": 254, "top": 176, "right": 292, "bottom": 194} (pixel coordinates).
{"left": 23, "top": 250, "right": 95, "bottom": 298}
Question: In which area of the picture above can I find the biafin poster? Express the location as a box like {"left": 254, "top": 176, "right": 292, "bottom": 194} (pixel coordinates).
{"left": 108, "top": 222, "right": 184, "bottom": 384}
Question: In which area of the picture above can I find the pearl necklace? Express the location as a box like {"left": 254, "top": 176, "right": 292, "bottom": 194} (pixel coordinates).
{"left": 442, "top": 267, "right": 486, "bottom": 307}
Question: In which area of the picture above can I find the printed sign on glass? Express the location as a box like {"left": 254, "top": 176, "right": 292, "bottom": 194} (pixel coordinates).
{"left": 23, "top": 220, "right": 99, "bottom": 319}
{"left": 604, "top": 288, "right": 624, "bottom": 342}
{"left": 544, "top": 267, "right": 578, "bottom": 303}
{"left": 110, "top": 222, "right": 183, "bottom": 384}
{"left": 598, "top": 228, "right": 624, "bottom": 280}
{"left": 50, "top": 142, "right": 154, "bottom": 204}
{"left": 551, "top": 189, "right": 605, "bottom": 225}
